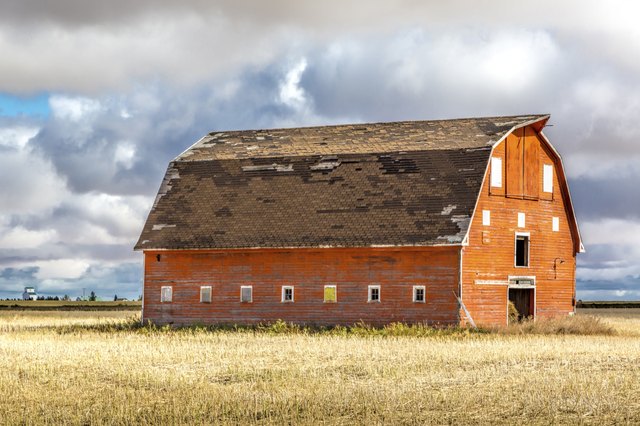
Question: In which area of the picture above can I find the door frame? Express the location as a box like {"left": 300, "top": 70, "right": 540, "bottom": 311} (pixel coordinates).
{"left": 507, "top": 275, "right": 536, "bottom": 324}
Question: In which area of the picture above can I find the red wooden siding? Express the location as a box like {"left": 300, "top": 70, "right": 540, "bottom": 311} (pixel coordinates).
{"left": 461, "top": 125, "right": 577, "bottom": 326}
{"left": 143, "top": 246, "right": 461, "bottom": 326}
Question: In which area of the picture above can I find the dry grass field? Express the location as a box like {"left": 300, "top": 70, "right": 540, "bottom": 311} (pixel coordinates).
{"left": 0, "top": 309, "right": 639, "bottom": 425}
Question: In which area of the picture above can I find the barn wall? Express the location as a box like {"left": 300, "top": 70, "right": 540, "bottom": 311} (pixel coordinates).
{"left": 143, "top": 246, "right": 461, "bottom": 326}
{"left": 462, "top": 126, "right": 576, "bottom": 326}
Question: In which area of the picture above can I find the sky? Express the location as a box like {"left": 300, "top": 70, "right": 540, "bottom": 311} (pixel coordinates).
{"left": 1, "top": 0, "right": 639, "bottom": 300}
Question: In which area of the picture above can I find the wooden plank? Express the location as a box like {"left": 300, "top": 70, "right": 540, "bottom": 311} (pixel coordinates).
{"left": 523, "top": 128, "right": 539, "bottom": 199}
{"left": 506, "top": 130, "right": 524, "bottom": 198}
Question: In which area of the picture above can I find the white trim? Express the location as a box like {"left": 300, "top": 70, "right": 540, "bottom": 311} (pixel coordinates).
{"left": 281, "top": 285, "right": 294, "bottom": 303}
{"left": 200, "top": 286, "right": 212, "bottom": 303}
{"left": 413, "top": 285, "right": 426, "bottom": 303}
{"left": 174, "top": 135, "right": 207, "bottom": 161}
{"left": 517, "top": 212, "right": 526, "bottom": 228}
{"left": 552, "top": 217, "right": 560, "bottom": 232}
{"left": 482, "top": 210, "right": 491, "bottom": 226}
{"left": 368, "top": 285, "right": 381, "bottom": 303}
{"left": 508, "top": 275, "right": 536, "bottom": 287}
{"left": 323, "top": 285, "right": 337, "bottom": 303}
{"left": 160, "top": 285, "right": 172, "bottom": 303}
{"left": 514, "top": 232, "right": 530, "bottom": 268}
{"left": 240, "top": 285, "right": 253, "bottom": 303}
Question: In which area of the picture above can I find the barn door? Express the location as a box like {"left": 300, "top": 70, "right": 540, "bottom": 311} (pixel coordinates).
{"left": 508, "top": 288, "right": 534, "bottom": 322}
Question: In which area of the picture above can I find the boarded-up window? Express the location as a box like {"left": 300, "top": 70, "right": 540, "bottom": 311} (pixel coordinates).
{"left": 161, "top": 286, "right": 172, "bottom": 303}
{"left": 200, "top": 286, "right": 212, "bottom": 303}
{"left": 240, "top": 286, "right": 252, "bottom": 303}
{"left": 368, "top": 285, "right": 380, "bottom": 302}
{"left": 490, "top": 157, "right": 502, "bottom": 188}
{"left": 518, "top": 212, "right": 526, "bottom": 228}
{"left": 324, "top": 285, "right": 337, "bottom": 303}
{"left": 281, "top": 286, "right": 294, "bottom": 303}
{"left": 552, "top": 217, "right": 560, "bottom": 232}
{"left": 543, "top": 164, "right": 553, "bottom": 193}
{"left": 482, "top": 210, "right": 491, "bottom": 226}
{"left": 413, "top": 285, "right": 425, "bottom": 303}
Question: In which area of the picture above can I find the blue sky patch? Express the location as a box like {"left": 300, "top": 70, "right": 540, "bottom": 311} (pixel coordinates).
{"left": 0, "top": 93, "right": 50, "bottom": 117}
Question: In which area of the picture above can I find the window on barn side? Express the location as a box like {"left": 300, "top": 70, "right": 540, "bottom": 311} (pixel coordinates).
{"left": 517, "top": 212, "right": 526, "bottom": 228}
{"left": 240, "top": 286, "right": 252, "bottom": 303}
{"left": 552, "top": 217, "right": 559, "bottom": 232}
{"left": 324, "top": 285, "right": 337, "bottom": 303}
{"left": 281, "top": 286, "right": 294, "bottom": 303}
{"left": 368, "top": 285, "right": 380, "bottom": 303}
{"left": 490, "top": 157, "right": 503, "bottom": 188}
{"left": 161, "top": 286, "right": 172, "bottom": 303}
{"left": 515, "top": 233, "right": 530, "bottom": 267}
{"left": 482, "top": 210, "right": 491, "bottom": 226}
{"left": 543, "top": 164, "right": 553, "bottom": 193}
{"left": 413, "top": 286, "right": 426, "bottom": 303}
{"left": 200, "top": 286, "right": 212, "bottom": 303}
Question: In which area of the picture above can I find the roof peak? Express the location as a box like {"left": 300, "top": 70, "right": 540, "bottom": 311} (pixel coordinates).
{"left": 177, "top": 114, "right": 550, "bottom": 162}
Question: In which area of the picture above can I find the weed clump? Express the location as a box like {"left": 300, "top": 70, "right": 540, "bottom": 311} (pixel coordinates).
{"left": 497, "top": 314, "right": 616, "bottom": 336}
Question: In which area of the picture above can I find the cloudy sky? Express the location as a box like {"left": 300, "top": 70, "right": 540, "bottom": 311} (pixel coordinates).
{"left": 1, "top": 1, "right": 639, "bottom": 300}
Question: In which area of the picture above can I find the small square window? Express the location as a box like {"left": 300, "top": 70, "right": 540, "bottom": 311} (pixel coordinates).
{"left": 200, "top": 286, "right": 212, "bottom": 303}
{"left": 324, "top": 285, "right": 337, "bottom": 303}
{"left": 482, "top": 210, "right": 491, "bottom": 226}
{"left": 161, "top": 286, "right": 172, "bottom": 303}
{"left": 517, "top": 212, "right": 526, "bottom": 228}
{"left": 552, "top": 217, "right": 559, "bottom": 232}
{"left": 413, "top": 286, "right": 425, "bottom": 303}
{"left": 281, "top": 286, "right": 294, "bottom": 303}
{"left": 240, "top": 286, "right": 252, "bottom": 303}
{"left": 368, "top": 285, "right": 380, "bottom": 303}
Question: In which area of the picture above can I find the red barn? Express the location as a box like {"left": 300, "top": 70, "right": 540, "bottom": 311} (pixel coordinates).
{"left": 135, "top": 115, "right": 583, "bottom": 327}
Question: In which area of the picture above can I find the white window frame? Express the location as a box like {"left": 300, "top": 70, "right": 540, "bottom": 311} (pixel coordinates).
{"left": 482, "top": 210, "right": 491, "bottom": 226}
{"left": 413, "top": 285, "right": 426, "bottom": 303}
{"left": 281, "top": 285, "right": 294, "bottom": 303}
{"left": 552, "top": 217, "right": 560, "bottom": 232}
{"left": 240, "top": 285, "right": 253, "bottom": 303}
{"left": 515, "top": 232, "right": 531, "bottom": 268}
{"left": 543, "top": 164, "right": 553, "bottom": 193}
{"left": 323, "top": 285, "right": 337, "bottom": 303}
{"left": 517, "top": 212, "right": 526, "bottom": 228}
{"left": 490, "top": 157, "right": 503, "bottom": 188}
{"left": 368, "top": 285, "right": 381, "bottom": 303}
{"left": 160, "top": 286, "right": 172, "bottom": 303}
{"left": 200, "top": 286, "right": 212, "bottom": 303}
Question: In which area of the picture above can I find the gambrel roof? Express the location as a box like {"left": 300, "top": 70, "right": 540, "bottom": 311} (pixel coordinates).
{"left": 135, "top": 115, "right": 551, "bottom": 250}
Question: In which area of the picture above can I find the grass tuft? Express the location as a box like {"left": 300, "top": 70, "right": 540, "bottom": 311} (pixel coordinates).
{"left": 495, "top": 314, "right": 617, "bottom": 336}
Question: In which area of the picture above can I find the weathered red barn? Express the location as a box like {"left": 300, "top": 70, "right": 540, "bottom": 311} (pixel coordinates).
{"left": 135, "top": 115, "right": 583, "bottom": 327}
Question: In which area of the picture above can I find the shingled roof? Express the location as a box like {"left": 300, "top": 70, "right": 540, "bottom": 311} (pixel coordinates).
{"left": 135, "top": 115, "right": 549, "bottom": 250}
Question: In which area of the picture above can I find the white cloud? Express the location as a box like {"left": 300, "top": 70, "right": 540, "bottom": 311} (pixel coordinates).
{"left": 34, "top": 259, "right": 90, "bottom": 280}
{"left": 49, "top": 95, "right": 102, "bottom": 121}
{"left": 279, "top": 58, "right": 308, "bottom": 108}
{"left": 0, "top": 226, "right": 57, "bottom": 249}
{"left": 0, "top": 126, "right": 39, "bottom": 149}
{"left": 114, "top": 142, "right": 136, "bottom": 169}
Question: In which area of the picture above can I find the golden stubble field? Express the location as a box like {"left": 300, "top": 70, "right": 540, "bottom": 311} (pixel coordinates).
{"left": 0, "top": 309, "right": 639, "bottom": 425}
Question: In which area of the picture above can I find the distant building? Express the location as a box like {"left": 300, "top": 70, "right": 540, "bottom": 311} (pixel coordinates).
{"left": 22, "top": 287, "right": 37, "bottom": 301}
